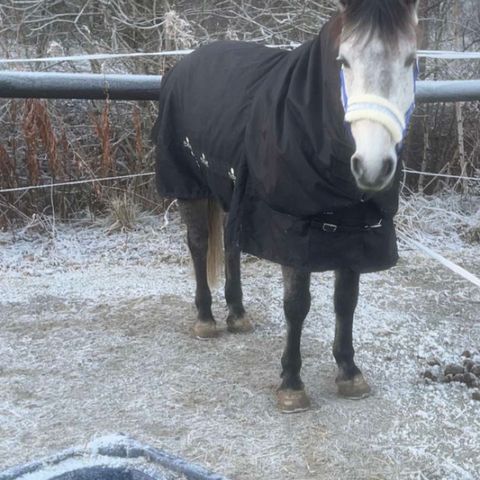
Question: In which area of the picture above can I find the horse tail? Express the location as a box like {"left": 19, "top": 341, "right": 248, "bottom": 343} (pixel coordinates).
{"left": 207, "top": 198, "right": 224, "bottom": 288}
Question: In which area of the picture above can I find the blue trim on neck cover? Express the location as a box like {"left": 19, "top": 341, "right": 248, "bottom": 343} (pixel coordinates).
{"left": 404, "top": 60, "right": 419, "bottom": 130}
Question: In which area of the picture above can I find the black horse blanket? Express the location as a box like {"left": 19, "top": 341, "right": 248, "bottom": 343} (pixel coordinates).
{"left": 152, "top": 17, "right": 402, "bottom": 273}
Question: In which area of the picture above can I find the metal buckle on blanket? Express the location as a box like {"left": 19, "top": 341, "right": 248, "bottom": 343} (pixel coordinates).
{"left": 365, "top": 219, "right": 383, "bottom": 230}
{"left": 322, "top": 223, "right": 338, "bottom": 233}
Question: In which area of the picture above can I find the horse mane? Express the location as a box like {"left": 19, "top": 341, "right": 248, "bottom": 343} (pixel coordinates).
{"left": 341, "top": 0, "right": 416, "bottom": 46}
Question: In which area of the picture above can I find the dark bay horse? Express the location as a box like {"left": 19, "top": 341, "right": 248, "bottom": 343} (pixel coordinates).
{"left": 152, "top": 0, "right": 419, "bottom": 412}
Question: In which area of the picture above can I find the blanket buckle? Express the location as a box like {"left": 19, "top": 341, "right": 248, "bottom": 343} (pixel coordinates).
{"left": 322, "top": 223, "right": 338, "bottom": 233}
{"left": 366, "top": 219, "right": 383, "bottom": 230}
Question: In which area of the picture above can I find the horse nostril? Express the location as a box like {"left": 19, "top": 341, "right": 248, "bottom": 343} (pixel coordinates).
{"left": 382, "top": 157, "right": 395, "bottom": 178}
{"left": 351, "top": 155, "right": 364, "bottom": 177}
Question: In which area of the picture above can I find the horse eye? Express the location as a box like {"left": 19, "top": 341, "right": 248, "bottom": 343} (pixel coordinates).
{"left": 336, "top": 55, "right": 351, "bottom": 69}
{"left": 405, "top": 54, "right": 417, "bottom": 68}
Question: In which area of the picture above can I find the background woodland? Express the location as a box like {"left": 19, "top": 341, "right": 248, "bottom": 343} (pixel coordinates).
{"left": 0, "top": 0, "right": 479, "bottom": 223}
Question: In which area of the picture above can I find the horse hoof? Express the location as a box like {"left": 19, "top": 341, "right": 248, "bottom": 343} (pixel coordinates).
{"left": 336, "top": 374, "right": 371, "bottom": 399}
{"left": 192, "top": 321, "right": 218, "bottom": 339}
{"left": 226, "top": 314, "right": 254, "bottom": 334}
{"left": 277, "top": 389, "right": 311, "bottom": 413}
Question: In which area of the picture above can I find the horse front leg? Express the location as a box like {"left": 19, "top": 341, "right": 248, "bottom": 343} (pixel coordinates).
{"left": 277, "top": 266, "right": 311, "bottom": 413}
{"left": 178, "top": 199, "right": 217, "bottom": 339}
{"left": 333, "top": 268, "right": 371, "bottom": 398}
{"left": 224, "top": 237, "right": 254, "bottom": 333}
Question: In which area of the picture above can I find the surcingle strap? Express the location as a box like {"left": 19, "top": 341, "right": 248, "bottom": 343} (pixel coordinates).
{"left": 344, "top": 94, "right": 406, "bottom": 144}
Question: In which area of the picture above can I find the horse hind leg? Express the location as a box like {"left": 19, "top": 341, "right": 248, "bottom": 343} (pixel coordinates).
{"left": 277, "top": 266, "right": 311, "bottom": 413}
{"left": 224, "top": 221, "right": 253, "bottom": 334}
{"left": 333, "top": 268, "right": 371, "bottom": 399}
{"left": 178, "top": 198, "right": 222, "bottom": 339}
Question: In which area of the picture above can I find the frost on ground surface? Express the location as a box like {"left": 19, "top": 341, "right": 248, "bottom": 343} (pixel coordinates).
{"left": 0, "top": 194, "right": 479, "bottom": 480}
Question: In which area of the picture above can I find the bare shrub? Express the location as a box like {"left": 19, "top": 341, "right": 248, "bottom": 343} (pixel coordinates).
{"left": 104, "top": 193, "right": 140, "bottom": 233}
{"left": 0, "top": 144, "right": 16, "bottom": 190}
{"left": 92, "top": 101, "right": 114, "bottom": 177}
{"left": 22, "top": 100, "right": 41, "bottom": 187}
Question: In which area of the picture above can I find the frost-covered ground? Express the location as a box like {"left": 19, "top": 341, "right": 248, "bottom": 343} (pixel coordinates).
{"left": 0, "top": 197, "right": 479, "bottom": 479}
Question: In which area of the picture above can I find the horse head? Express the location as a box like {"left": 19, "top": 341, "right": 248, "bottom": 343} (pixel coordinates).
{"left": 336, "top": 0, "right": 419, "bottom": 192}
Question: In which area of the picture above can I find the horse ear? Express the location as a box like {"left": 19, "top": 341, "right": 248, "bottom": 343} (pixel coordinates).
{"left": 404, "top": 0, "right": 420, "bottom": 24}
{"left": 336, "top": 0, "right": 350, "bottom": 12}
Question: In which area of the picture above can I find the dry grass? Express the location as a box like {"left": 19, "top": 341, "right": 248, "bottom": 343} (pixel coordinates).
{"left": 0, "top": 6, "right": 197, "bottom": 224}
{"left": 0, "top": 144, "right": 16, "bottom": 190}
{"left": 22, "top": 100, "right": 61, "bottom": 181}
{"left": 132, "top": 105, "right": 144, "bottom": 162}
{"left": 103, "top": 193, "right": 141, "bottom": 233}
{"left": 465, "top": 224, "right": 480, "bottom": 243}
{"left": 92, "top": 101, "right": 114, "bottom": 177}
{"left": 397, "top": 190, "right": 480, "bottom": 247}
{"left": 18, "top": 212, "right": 57, "bottom": 237}
{"left": 0, "top": 99, "right": 158, "bottom": 224}
{"left": 22, "top": 100, "right": 41, "bottom": 186}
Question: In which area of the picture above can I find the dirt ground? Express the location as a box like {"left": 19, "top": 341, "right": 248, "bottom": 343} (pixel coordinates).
{"left": 1, "top": 212, "right": 479, "bottom": 479}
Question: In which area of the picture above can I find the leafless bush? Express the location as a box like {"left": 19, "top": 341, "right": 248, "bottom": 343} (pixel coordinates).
{"left": 104, "top": 193, "right": 141, "bottom": 233}
{"left": 404, "top": 0, "right": 480, "bottom": 193}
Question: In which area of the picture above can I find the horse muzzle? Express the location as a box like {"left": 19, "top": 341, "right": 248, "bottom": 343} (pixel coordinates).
{"left": 351, "top": 152, "right": 396, "bottom": 192}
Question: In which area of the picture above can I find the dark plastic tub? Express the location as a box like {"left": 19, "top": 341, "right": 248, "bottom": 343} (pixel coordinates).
{"left": 0, "top": 434, "right": 228, "bottom": 480}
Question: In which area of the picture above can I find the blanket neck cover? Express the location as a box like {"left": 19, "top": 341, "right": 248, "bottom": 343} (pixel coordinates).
{"left": 152, "top": 16, "right": 417, "bottom": 272}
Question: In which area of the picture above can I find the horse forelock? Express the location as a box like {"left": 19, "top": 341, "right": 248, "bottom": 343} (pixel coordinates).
{"left": 340, "top": 0, "right": 417, "bottom": 48}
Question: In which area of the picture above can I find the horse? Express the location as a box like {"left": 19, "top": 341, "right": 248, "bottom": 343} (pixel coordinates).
{"left": 152, "top": 0, "right": 419, "bottom": 413}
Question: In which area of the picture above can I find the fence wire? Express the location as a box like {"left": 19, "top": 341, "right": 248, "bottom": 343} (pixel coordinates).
{"left": 0, "top": 169, "right": 478, "bottom": 195}
{"left": 0, "top": 49, "right": 480, "bottom": 65}
{"left": 1, "top": 169, "right": 478, "bottom": 290}
{"left": 0, "top": 172, "right": 155, "bottom": 194}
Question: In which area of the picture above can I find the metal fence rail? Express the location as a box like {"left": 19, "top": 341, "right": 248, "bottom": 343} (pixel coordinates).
{"left": 1, "top": 71, "right": 480, "bottom": 103}
{"left": 0, "top": 71, "right": 162, "bottom": 101}
{"left": 416, "top": 80, "right": 480, "bottom": 103}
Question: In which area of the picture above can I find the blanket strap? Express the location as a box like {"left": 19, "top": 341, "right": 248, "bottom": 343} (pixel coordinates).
{"left": 224, "top": 160, "right": 249, "bottom": 248}
{"left": 311, "top": 218, "right": 383, "bottom": 234}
